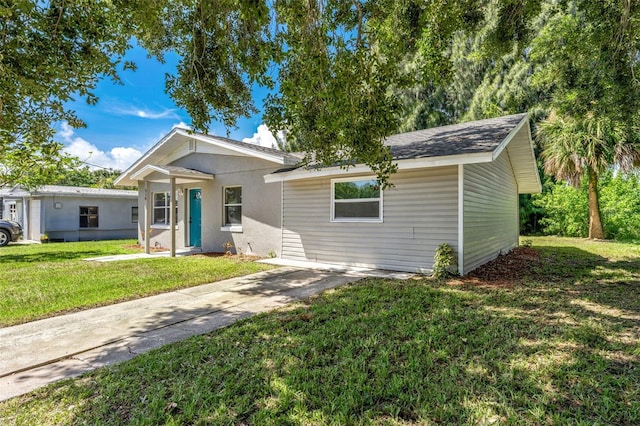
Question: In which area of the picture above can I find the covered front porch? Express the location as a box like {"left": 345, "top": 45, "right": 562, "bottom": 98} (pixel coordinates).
{"left": 131, "top": 165, "right": 214, "bottom": 256}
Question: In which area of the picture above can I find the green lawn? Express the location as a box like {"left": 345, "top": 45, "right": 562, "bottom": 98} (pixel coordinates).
{"left": 0, "top": 240, "right": 273, "bottom": 327}
{"left": 1, "top": 237, "right": 638, "bottom": 425}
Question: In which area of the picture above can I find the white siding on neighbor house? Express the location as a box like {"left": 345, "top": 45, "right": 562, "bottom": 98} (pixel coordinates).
{"left": 462, "top": 150, "right": 519, "bottom": 275}
{"left": 281, "top": 167, "right": 459, "bottom": 272}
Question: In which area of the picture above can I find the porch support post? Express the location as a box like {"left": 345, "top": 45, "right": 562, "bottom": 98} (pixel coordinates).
{"left": 170, "top": 177, "right": 176, "bottom": 257}
{"left": 144, "top": 180, "right": 151, "bottom": 254}
{"left": 22, "top": 197, "right": 29, "bottom": 240}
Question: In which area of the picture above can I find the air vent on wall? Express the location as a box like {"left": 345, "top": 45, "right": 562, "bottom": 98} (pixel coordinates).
{"left": 188, "top": 139, "right": 196, "bottom": 151}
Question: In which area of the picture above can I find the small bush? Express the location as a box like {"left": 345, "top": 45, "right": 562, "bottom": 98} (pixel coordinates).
{"left": 433, "top": 243, "right": 458, "bottom": 279}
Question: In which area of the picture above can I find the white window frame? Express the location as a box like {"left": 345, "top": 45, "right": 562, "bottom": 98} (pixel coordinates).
{"left": 331, "top": 176, "right": 383, "bottom": 223}
{"left": 151, "top": 192, "right": 178, "bottom": 229}
{"left": 8, "top": 203, "right": 17, "bottom": 221}
{"left": 221, "top": 186, "right": 243, "bottom": 232}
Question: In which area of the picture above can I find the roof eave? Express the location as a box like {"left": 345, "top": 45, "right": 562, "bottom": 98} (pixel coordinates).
{"left": 264, "top": 152, "right": 493, "bottom": 183}
{"left": 115, "top": 127, "right": 184, "bottom": 187}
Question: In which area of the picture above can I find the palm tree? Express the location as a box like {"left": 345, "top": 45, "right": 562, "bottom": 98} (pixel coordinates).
{"left": 537, "top": 112, "right": 640, "bottom": 239}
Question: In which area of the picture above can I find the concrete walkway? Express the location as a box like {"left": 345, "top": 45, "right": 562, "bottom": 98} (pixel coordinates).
{"left": 0, "top": 266, "right": 372, "bottom": 401}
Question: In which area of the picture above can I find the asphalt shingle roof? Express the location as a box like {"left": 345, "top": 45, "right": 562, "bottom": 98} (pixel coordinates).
{"left": 269, "top": 114, "right": 527, "bottom": 174}
{"left": 386, "top": 114, "right": 526, "bottom": 160}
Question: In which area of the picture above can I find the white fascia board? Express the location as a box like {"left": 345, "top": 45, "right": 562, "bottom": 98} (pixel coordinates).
{"left": 492, "top": 114, "right": 528, "bottom": 161}
{"left": 115, "top": 128, "right": 183, "bottom": 186}
{"left": 525, "top": 122, "right": 543, "bottom": 193}
{"left": 264, "top": 164, "right": 373, "bottom": 183}
{"left": 396, "top": 151, "right": 492, "bottom": 170}
{"left": 130, "top": 164, "right": 214, "bottom": 182}
{"left": 51, "top": 193, "right": 138, "bottom": 200}
{"left": 130, "top": 165, "right": 164, "bottom": 181}
{"left": 264, "top": 151, "right": 492, "bottom": 183}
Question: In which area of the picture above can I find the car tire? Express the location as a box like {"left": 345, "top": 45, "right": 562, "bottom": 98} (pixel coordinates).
{"left": 0, "top": 229, "right": 10, "bottom": 247}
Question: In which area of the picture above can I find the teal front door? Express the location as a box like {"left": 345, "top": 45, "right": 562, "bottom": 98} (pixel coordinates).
{"left": 189, "top": 189, "right": 202, "bottom": 247}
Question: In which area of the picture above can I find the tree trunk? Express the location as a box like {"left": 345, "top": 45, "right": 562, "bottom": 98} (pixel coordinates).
{"left": 587, "top": 168, "right": 605, "bottom": 239}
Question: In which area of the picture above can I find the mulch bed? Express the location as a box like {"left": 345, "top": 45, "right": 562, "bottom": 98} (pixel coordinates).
{"left": 462, "top": 246, "right": 541, "bottom": 285}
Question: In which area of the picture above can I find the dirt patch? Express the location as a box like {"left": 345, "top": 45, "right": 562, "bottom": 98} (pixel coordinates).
{"left": 463, "top": 246, "right": 541, "bottom": 285}
{"left": 123, "top": 244, "right": 169, "bottom": 253}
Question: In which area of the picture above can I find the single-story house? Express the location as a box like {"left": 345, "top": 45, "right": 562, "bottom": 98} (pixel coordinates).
{"left": 116, "top": 113, "right": 541, "bottom": 274}
{"left": 0, "top": 185, "right": 139, "bottom": 242}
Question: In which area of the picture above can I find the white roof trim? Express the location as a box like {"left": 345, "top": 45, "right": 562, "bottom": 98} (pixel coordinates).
{"left": 130, "top": 165, "right": 214, "bottom": 182}
{"left": 491, "top": 114, "right": 528, "bottom": 161}
{"left": 115, "top": 128, "right": 290, "bottom": 187}
{"left": 264, "top": 151, "right": 493, "bottom": 183}
{"left": 115, "top": 128, "right": 181, "bottom": 186}
{"left": 524, "top": 122, "right": 542, "bottom": 193}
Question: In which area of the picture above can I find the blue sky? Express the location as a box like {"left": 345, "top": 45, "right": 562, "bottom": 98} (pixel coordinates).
{"left": 58, "top": 45, "right": 279, "bottom": 171}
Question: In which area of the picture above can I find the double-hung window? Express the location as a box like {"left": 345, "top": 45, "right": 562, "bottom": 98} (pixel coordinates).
{"left": 223, "top": 186, "right": 242, "bottom": 227}
{"left": 153, "top": 192, "right": 176, "bottom": 226}
{"left": 331, "top": 177, "right": 383, "bottom": 222}
{"left": 79, "top": 206, "right": 99, "bottom": 228}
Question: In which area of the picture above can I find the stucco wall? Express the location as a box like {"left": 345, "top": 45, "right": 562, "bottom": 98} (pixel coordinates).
{"left": 39, "top": 195, "right": 138, "bottom": 241}
{"left": 140, "top": 153, "right": 282, "bottom": 256}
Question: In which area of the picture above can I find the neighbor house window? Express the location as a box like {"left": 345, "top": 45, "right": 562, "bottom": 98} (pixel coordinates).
{"left": 331, "top": 177, "right": 383, "bottom": 222}
{"left": 223, "top": 186, "right": 242, "bottom": 226}
{"left": 79, "top": 206, "right": 99, "bottom": 228}
{"left": 8, "top": 203, "right": 16, "bottom": 221}
{"left": 153, "top": 192, "right": 177, "bottom": 226}
{"left": 131, "top": 206, "right": 139, "bottom": 223}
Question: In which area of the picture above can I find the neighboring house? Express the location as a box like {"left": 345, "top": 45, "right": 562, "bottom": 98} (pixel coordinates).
{"left": 0, "top": 185, "right": 138, "bottom": 242}
{"left": 117, "top": 114, "right": 541, "bottom": 274}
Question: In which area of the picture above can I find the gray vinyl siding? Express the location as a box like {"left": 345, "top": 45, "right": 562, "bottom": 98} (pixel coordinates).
{"left": 462, "top": 150, "right": 519, "bottom": 274}
{"left": 281, "top": 167, "right": 459, "bottom": 272}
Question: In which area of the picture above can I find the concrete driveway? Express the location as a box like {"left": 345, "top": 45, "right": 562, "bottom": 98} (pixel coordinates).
{"left": 0, "top": 266, "right": 374, "bottom": 401}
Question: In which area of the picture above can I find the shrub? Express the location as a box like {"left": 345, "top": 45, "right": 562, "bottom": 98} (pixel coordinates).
{"left": 433, "top": 243, "right": 458, "bottom": 279}
{"left": 534, "top": 171, "right": 640, "bottom": 240}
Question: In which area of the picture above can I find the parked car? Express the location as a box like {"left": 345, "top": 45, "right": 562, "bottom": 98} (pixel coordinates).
{"left": 0, "top": 220, "right": 22, "bottom": 246}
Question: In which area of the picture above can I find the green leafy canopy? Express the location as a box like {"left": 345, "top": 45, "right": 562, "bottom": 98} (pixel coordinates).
{"left": 1, "top": 0, "right": 541, "bottom": 188}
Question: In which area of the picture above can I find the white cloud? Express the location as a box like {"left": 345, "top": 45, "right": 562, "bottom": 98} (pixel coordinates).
{"left": 58, "top": 122, "right": 142, "bottom": 171}
{"left": 172, "top": 121, "right": 191, "bottom": 130}
{"left": 110, "top": 105, "right": 180, "bottom": 120}
{"left": 242, "top": 124, "right": 283, "bottom": 149}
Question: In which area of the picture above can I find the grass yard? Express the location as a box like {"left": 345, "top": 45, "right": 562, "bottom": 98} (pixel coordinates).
{"left": 1, "top": 236, "right": 639, "bottom": 425}
{"left": 0, "top": 240, "right": 273, "bottom": 327}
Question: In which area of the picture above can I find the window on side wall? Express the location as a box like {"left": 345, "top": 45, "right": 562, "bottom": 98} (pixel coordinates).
{"left": 331, "top": 177, "right": 383, "bottom": 222}
{"left": 79, "top": 206, "right": 99, "bottom": 228}
{"left": 223, "top": 186, "right": 242, "bottom": 228}
{"left": 131, "top": 206, "right": 139, "bottom": 223}
{"left": 153, "top": 192, "right": 177, "bottom": 226}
